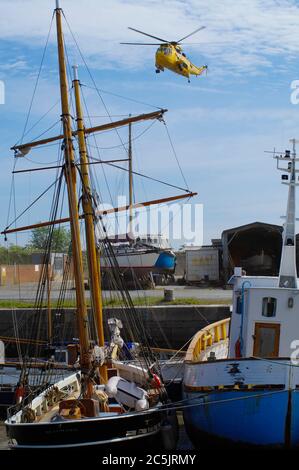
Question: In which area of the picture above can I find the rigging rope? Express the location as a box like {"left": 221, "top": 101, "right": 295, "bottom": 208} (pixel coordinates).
{"left": 62, "top": 11, "right": 128, "bottom": 156}
{"left": 81, "top": 86, "right": 114, "bottom": 207}
{"left": 18, "top": 12, "right": 55, "bottom": 146}
{"left": 162, "top": 120, "right": 189, "bottom": 191}
{"left": 4, "top": 176, "right": 63, "bottom": 233}
{"left": 86, "top": 119, "right": 158, "bottom": 150}
{"left": 88, "top": 157, "right": 192, "bottom": 194}
{"left": 81, "top": 84, "right": 164, "bottom": 111}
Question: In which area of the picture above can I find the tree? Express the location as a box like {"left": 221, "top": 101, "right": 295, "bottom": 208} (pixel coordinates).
{"left": 0, "top": 244, "right": 33, "bottom": 264}
{"left": 29, "top": 227, "right": 71, "bottom": 253}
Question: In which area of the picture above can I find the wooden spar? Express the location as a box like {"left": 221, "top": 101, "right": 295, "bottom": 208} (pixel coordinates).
{"left": 2, "top": 192, "right": 198, "bottom": 235}
{"left": 0, "top": 361, "right": 71, "bottom": 369}
{"left": 73, "top": 66, "right": 107, "bottom": 383}
{"left": 11, "top": 109, "right": 167, "bottom": 153}
{"left": 2, "top": 216, "right": 74, "bottom": 235}
{"left": 0, "top": 336, "right": 46, "bottom": 345}
{"left": 12, "top": 159, "right": 129, "bottom": 174}
{"left": 55, "top": 6, "right": 93, "bottom": 398}
{"left": 98, "top": 191, "right": 198, "bottom": 215}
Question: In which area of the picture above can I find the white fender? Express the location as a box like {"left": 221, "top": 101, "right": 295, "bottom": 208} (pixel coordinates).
{"left": 105, "top": 376, "right": 149, "bottom": 410}
{"left": 135, "top": 398, "right": 149, "bottom": 411}
{"left": 105, "top": 376, "right": 121, "bottom": 398}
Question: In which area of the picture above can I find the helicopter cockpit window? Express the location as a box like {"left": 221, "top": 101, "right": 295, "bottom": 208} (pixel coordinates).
{"left": 161, "top": 46, "right": 171, "bottom": 55}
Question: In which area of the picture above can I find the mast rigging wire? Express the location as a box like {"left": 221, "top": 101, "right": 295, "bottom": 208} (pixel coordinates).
{"left": 88, "top": 156, "right": 192, "bottom": 193}
{"left": 18, "top": 12, "right": 55, "bottom": 146}
{"left": 86, "top": 119, "right": 158, "bottom": 150}
{"left": 81, "top": 83, "right": 164, "bottom": 111}
{"left": 162, "top": 120, "right": 189, "bottom": 191}
{"left": 62, "top": 11, "right": 128, "bottom": 156}
{"left": 81, "top": 85, "right": 114, "bottom": 207}
{"left": 4, "top": 176, "right": 64, "bottom": 233}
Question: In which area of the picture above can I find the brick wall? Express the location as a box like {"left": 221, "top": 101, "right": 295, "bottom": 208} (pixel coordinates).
{"left": 0, "top": 264, "right": 52, "bottom": 285}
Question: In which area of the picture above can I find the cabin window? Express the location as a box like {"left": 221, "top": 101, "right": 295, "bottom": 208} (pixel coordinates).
{"left": 262, "top": 297, "right": 277, "bottom": 317}
{"left": 288, "top": 297, "right": 294, "bottom": 308}
{"left": 163, "top": 47, "right": 171, "bottom": 55}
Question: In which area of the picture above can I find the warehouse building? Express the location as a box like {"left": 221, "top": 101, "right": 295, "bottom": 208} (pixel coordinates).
{"left": 221, "top": 222, "right": 283, "bottom": 281}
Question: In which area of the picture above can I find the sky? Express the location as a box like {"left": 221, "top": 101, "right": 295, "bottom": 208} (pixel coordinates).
{"left": 1, "top": 0, "right": 299, "bottom": 248}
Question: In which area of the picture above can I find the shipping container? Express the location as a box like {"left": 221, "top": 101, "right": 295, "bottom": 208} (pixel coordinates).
{"left": 186, "top": 246, "right": 219, "bottom": 282}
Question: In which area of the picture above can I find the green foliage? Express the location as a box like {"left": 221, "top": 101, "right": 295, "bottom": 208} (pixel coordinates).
{"left": 29, "top": 227, "right": 71, "bottom": 253}
{"left": 0, "top": 297, "right": 231, "bottom": 308}
{"left": 0, "top": 244, "right": 34, "bottom": 264}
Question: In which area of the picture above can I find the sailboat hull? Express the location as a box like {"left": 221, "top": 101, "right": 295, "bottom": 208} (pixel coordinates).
{"left": 101, "top": 250, "right": 176, "bottom": 276}
{"left": 6, "top": 409, "right": 163, "bottom": 449}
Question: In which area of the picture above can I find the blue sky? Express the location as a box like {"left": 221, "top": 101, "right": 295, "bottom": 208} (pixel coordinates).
{"left": 1, "top": 0, "right": 299, "bottom": 249}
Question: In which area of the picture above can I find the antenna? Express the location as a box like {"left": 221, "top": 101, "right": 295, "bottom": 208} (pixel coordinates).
{"left": 274, "top": 138, "right": 299, "bottom": 288}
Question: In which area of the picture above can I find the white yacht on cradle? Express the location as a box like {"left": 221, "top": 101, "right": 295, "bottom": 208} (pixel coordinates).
{"left": 100, "top": 234, "right": 176, "bottom": 281}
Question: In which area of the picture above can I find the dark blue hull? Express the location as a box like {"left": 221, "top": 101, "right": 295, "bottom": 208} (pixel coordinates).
{"left": 183, "top": 389, "right": 299, "bottom": 448}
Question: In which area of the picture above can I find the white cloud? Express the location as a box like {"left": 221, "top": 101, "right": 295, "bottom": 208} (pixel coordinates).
{"left": 0, "top": 60, "right": 28, "bottom": 71}
{"left": 1, "top": 0, "right": 299, "bottom": 74}
{"left": 2, "top": 0, "right": 299, "bottom": 245}
{"left": 169, "top": 105, "right": 299, "bottom": 125}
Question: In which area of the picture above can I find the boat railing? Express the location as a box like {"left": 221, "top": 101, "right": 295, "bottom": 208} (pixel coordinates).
{"left": 185, "top": 318, "right": 230, "bottom": 362}
{"left": 6, "top": 372, "right": 80, "bottom": 422}
{"left": 150, "top": 347, "right": 186, "bottom": 361}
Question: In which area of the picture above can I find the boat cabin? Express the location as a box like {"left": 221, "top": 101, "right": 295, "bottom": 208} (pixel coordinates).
{"left": 228, "top": 267, "right": 299, "bottom": 359}
{"left": 228, "top": 144, "right": 299, "bottom": 360}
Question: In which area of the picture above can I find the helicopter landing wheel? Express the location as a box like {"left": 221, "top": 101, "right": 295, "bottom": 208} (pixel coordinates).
{"left": 155, "top": 69, "right": 160, "bottom": 74}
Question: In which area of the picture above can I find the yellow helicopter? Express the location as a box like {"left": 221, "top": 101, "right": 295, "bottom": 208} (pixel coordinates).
{"left": 121, "top": 26, "right": 208, "bottom": 82}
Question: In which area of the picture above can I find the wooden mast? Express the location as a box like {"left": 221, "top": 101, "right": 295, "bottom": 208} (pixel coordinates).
{"left": 55, "top": 1, "right": 93, "bottom": 398}
{"left": 47, "top": 262, "right": 52, "bottom": 343}
{"left": 72, "top": 65, "right": 107, "bottom": 382}
{"left": 128, "top": 119, "right": 133, "bottom": 236}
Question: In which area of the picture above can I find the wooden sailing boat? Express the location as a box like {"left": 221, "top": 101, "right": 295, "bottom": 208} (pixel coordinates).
{"left": 4, "top": 0, "right": 186, "bottom": 450}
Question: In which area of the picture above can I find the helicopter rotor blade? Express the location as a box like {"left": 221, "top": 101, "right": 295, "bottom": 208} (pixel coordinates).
{"left": 175, "top": 42, "right": 202, "bottom": 45}
{"left": 120, "top": 42, "right": 162, "bottom": 45}
{"left": 128, "top": 27, "right": 170, "bottom": 43}
{"left": 177, "top": 26, "right": 206, "bottom": 43}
